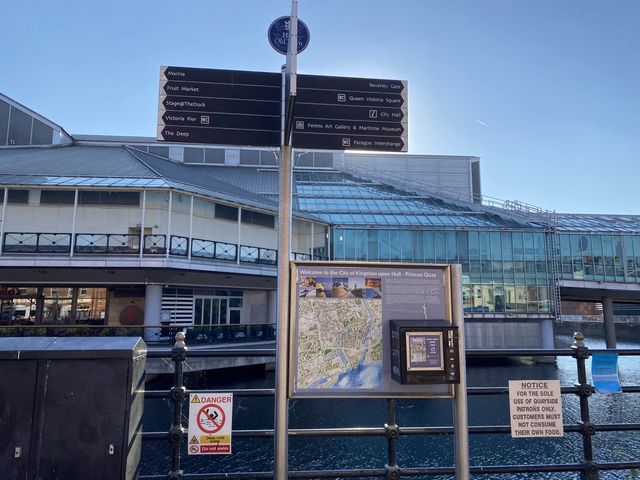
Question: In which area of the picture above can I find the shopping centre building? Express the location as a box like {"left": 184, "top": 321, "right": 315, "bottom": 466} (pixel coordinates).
{"left": 1, "top": 92, "right": 639, "bottom": 348}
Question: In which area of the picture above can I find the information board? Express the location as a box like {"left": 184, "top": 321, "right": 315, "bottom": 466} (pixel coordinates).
{"left": 188, "top": 393, "right": 233, "bottom": 454}
{"left": 289, "top": 262, "right": 455, "bottom": 398}
{"left": 508, "top": 380, "right": 564, "bottom": 438}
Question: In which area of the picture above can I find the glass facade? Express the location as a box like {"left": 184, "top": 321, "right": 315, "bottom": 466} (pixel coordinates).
{"left": 0, "top": 98, "right": 55, "bottom": 146}
{"left": 294, "top": 169, "right": 554, "bottom": 317}
{"left": 0, "top": 287, "right": 107, "bottom": 325}
{"left": 332, "top": 228, "right": 552, "bottom": 314}
{"left": 557, "top": 233, "right": 640, "bottom": 283}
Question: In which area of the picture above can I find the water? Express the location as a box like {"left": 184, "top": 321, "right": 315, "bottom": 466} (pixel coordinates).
{"left": 141, "top": 332, "right": 640, "bottom": 479}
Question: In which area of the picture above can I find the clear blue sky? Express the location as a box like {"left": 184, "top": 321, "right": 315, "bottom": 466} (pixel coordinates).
{"left": 1, "top": 0, "right": 638, "bottom": 214}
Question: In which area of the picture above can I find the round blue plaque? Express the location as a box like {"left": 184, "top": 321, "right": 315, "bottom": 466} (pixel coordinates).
{"left": 268, "top": 16, "right": 310, "bottom": 55}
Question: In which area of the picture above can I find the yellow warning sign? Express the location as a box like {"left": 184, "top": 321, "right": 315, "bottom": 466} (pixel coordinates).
{"left": 201, "top": 434, "right": 230, "bottom": 444}
{"left": 191, "top": 394, "right": 200, "bottom": 403}
{"left": 189, "top": 436, "right": 199, "bottom": 444}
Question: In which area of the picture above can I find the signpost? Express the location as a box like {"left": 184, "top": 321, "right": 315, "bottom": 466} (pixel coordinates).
{"left": 293, "top": 73, "right": 408, "bottom": 152}
{"left": 157, "top": 66, "right": 281, "bottom": 147}
{"left": 156, "top": 67, "right": 407, "bottom": 152}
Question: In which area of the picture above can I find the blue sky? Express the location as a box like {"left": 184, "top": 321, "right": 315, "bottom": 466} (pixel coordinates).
{"left": 1, "top": 0, "right": 638, "bottom": 214}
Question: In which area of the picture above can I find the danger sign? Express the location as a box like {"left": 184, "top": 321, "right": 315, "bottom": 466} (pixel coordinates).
{"left": 188, "top": 393, "right": 233, "bottom": 455}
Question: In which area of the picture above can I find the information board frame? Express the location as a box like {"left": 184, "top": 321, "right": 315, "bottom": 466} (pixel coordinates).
{"left": 288, "top": 261, "right": 456, "bottom": 399}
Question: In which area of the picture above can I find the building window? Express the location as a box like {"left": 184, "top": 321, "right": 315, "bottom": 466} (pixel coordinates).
{"left": 0, "top": 100, "right": 9, "bottom": 146}
{"left": 241, "top": 210, "right": 275, "bottom": 228}
{"left": 40, "top": 190, "right": 75, "bottom": 204}
{"left": 0, "top": 189, "right": 29, "bottom": 204}
{"left": 7, "top": 107, "right": 32, "bottom": 146}
{"left": 79, "top": 191, "right": 140, "bottom": 206}
{"left": 31, "top": 119, "right": 53, "bottom": 145}
{"left": 215, "top": 203, "right": 238, "bottom": 221}
{"left": 240, "top": 150, "right": 260, "bottom": 165}
{"left": 204, "top": 148, "right": 225, "bottom": 164}
{"left": 148, "top": 146, "right": 169, "bottom": 158}
{"left": 183, "top": 147, "right": 204, "bottom": 163}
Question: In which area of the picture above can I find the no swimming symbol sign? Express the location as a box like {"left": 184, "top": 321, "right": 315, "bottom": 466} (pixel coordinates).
{"left": 188, "top": 393, "right": 233, "bottom": 455}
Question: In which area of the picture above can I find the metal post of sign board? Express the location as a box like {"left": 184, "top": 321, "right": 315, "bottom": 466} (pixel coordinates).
{"left": 274, "top": 1, "right": 298, "bottom": 477}
{"left": 451, "top": 264, "right": 470, "bottom": 479}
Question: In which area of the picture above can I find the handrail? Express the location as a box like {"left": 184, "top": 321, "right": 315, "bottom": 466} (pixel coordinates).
{"left": 1, "top": 231, "right": 314, "bottom": 265}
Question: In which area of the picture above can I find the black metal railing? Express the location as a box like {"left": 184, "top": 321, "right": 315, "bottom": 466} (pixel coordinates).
{"left": 144, "top": 234, "right": 167, "bottom": 254}
{"left": 3, "top": 232, "right": 71, "bottom": 253}
{"left": 0, "top": 324, "right": 276, "bottom": 347}
{"left": 75, "top": 233, "right": 140, "bottom": 254}
{"left": 159, "top": 324, "right": 276, "bottom": 345}
{"left": 140, "top": 332, "right": 640, "bottom": 479}
{"left": 2, "top": 231, "right": 319, "bottom": 265}
{"left": 240, "top": 245, "right": 278, "bottom": 265}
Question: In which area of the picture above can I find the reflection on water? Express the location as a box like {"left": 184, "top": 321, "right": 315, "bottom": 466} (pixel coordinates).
{"left": 142, "top": 333, "right": 640, "bottom": 479}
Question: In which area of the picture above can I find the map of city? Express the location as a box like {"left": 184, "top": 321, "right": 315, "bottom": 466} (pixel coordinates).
{"left": 297, "top": 296, "right": 383, "bottom": 390}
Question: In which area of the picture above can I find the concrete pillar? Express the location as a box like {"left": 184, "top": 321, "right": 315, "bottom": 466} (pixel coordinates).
{"left": 69, "top": 288, "right": 79, "bottom": 324}
{"left": 143, "top": 284, "right": 163, "bottom": 343}
{"left": 35, "top": 287, "right": 45, "bottom": 325}
{"left": 267, "top": 290, "right": 278, "bottom": 325}
{"left": 540, "top": 319, "right": 555, "bottom": 349}
{"left": 603, "top": 297, "right": 616, "bottom": 349}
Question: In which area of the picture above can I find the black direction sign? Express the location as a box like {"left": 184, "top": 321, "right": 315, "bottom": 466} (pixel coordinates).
{"left": 293, "top": 133, "right": 405, "bottom": 152}
{"left": 157, "top": 66, "right": 281, "bottom": 147}
{"left": 293, "top": 73, "right": 408, "bottom": 152}
{"left": 293, "top": 118, "right": 405, "bottom": 137}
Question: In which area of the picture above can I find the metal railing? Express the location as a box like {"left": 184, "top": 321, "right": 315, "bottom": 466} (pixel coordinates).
{"left": 140, "top": 332, "right": 640, "bottom": 479}
{"left": 0, "top": 324, "right": 276, "bottom": 347}
{"left": 2, "top": 232, "right": 72, "bottom": 253}
{"left": 1, "top": 231, "right": 318, "bottom": 264}
{"left": 75, "top": 233, "right": 141, "bottom": 254}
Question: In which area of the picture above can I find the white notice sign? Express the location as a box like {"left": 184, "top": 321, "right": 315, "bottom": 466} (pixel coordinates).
{"left": 508, "top": 380, "right": 564, "bottom": 438}
{"left": 188, "top": 393, "right": 233, "bottom": 454}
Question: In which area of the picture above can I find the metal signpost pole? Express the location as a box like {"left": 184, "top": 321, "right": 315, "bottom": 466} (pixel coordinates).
{"left": 274, "top": 1, "right": 298, "bottom": 478}
{"left": 451, "top": 264, "right": 470, "bottom": 479}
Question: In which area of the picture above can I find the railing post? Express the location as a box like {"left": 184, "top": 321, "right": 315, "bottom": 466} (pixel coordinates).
{"left": 168, "top": 331, "right": 188, "bottom": 480}
{"left": 571, "top": 331, "right": 598, "bottom": 480}
{"left": 384, "top": 398, "right": 400, "bottom": 479}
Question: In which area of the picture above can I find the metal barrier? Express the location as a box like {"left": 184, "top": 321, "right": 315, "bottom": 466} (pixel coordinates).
{"left": 141, "top": 332, "right": 640, "bottom": 479}
{"left": 0, "top": 324, "right": 276, "bottom": 347}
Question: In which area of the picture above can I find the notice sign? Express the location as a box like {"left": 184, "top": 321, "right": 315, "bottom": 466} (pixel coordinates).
{"left": 188, "top": 393, "right": 233, "bottom": 454}
{"left": 508, "top": 380, "right": 564, "bottom": 438}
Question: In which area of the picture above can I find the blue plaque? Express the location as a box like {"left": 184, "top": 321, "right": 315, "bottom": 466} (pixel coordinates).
{"left": 268, "top": 16, "right": 310, "bottom": 55}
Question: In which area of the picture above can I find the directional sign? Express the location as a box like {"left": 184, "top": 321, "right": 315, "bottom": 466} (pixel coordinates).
{"left": 292, "top": 73, "right": 408, "bottom": 152}
{"left": 157, "top": 66, "right": 409, "bottom": 152}
{"left": 157, "top": 66, "right": 281, "bottom": 147}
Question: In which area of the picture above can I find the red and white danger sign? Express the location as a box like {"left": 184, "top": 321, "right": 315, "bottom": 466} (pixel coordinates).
{"left": 188, "top": 393, "right": 233, "bottom": 455}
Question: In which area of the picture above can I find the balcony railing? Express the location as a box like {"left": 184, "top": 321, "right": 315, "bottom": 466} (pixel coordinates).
{"left": 240, "top": 245, "right": 277, "bottom": 265}
{"left": 3, "top": 232, "right": 71, "bottom": 253}
{"left": 75, "top": 233, "right": 140, "bottom": 254}
{"left": 2, "top": 231, "right": 322, "bottom": 265}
